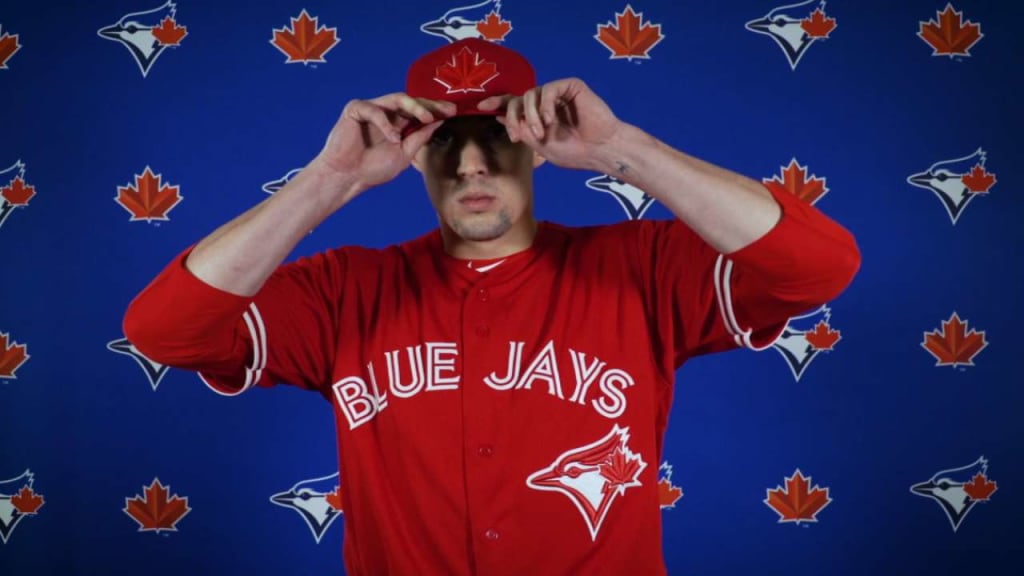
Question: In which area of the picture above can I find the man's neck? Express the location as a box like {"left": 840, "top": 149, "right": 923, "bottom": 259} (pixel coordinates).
{"left": 440, "top": 218, "right": 539, "bottom": 260}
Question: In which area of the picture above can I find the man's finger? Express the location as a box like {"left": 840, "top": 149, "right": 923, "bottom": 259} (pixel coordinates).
{"left": 505, "top": 97, "right": 523, "bottom": 142}
{"left": 346, "top": 101, "right": 400, "bottom": 143}
{"left": 477, "top": 94, "right": 512, "bottom": 112}
{"left": 523, "top": 87, "right": 544, "bottom": 140}
{"left": 401, "top": 119, "right": 444, "bottom": 157}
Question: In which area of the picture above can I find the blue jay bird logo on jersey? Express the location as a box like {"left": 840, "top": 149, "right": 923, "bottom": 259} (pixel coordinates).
{"left": 98, "top": 1, "right": 188, "bottom": 77}
{"left": 107, "top": 337, "right": 171, "bottom": 391}
{"left": 585, "top": 174, "right": 656, "bottom": 220}
{"left": 421, "top": 0, "right": 512, "bottom": 43}
{"left": 270, "top": 472, "right": 344, "bottom": 543}
{"left": 0, "top": 160, "right": 35, "bottom": 231}
{"left": 745, "top": 0, "right": 836, "bottom": 70}
{"left": 0, "top": 470, "right": 45, "bottom": 544}
{"left": 906, "top": 148, "right": 996, "bottom": 225}
{"left": 771, "top": 305, "right": 841, "bottom": 381}
{"left": 911, "top": 456, "right": 998, "bottom": 532}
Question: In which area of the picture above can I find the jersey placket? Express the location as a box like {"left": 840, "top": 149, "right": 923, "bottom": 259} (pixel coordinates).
{"left": 458, "top": 273, "right": 507, "bottom": 571}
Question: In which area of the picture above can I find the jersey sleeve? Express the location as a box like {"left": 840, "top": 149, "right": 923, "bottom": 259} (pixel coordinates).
{"left": 123, "top": 246, "right": 343, "bottom": 396}
{"left": 636, "top": 182, "right": 861, "bottom": 368}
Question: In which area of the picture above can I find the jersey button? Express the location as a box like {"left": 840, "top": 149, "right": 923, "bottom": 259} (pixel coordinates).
{"left": 475, "top": 325, "right": 489, "bottom": 337}
{"left": 484, "top": 528, "right": 500, "bottom": 541}
{"left": 477, "top": 288, "right": 489, "bottom": 301}
{"left": 477, "top": 444, "right": 494, "bottom": 457}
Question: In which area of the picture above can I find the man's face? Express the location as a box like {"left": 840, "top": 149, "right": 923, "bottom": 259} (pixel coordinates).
{"left": 413, "top": 115, "right": 542, "bottom": 242}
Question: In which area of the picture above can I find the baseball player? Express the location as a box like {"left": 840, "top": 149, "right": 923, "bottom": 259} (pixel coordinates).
{"left": 124, "top": 38, "right": 860, "bottom": 575}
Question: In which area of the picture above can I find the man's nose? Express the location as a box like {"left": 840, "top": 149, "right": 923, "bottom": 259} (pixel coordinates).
{"left": 455, "top": 138, "right": 490, "bottom": 178}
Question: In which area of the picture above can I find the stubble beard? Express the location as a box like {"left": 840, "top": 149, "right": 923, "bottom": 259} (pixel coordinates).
{"left": 451, "top": 210, "right": 514, "bottom": 242}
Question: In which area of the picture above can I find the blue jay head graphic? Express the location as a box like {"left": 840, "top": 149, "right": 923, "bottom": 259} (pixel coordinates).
{"left": 771, "top": 304, "right": 831, "bottom": 381}
{"left": 262, "top": 168, "right": 303, "bottom": 195}
{"left": 0, "top": 160, "right": 25, "bottom": 184}
{"left": 270, "top": 473, "right": 342, "bottom": 543}
{"left": 97, "top": 1, "right": 178, "bottom": 76}
{"left": 745, "top": 0, "right": 826, "bottom": 70}
{"left": 421, "top": 0, "right": 502, "bottom": 43}
{"left": 0, "top": 470, "right": 35, "bottom": 544}
{"left": 584, "top": 174, "right": 656, "bottom": 220}
{"left": 906, "top": 148, "right": 987, "bottom": 224}
{"left": 910, "top": 456, "right": 993, "bottom": 532}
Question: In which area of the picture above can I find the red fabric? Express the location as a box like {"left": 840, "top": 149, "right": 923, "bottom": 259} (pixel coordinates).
{"left": 403, "top": 37, "right": 536, "bottom": 136}
{"left": 122, "top": 194, "right": 859, "bottom": 575}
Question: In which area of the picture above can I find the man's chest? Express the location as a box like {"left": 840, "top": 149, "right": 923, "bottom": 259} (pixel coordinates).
{"left": 329, "top": 266, "right": 661, "bottom": 433}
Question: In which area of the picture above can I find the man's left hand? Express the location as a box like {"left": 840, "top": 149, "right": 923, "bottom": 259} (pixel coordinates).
{"left": 477, "top": 78, "right": 623, "bottom": 172}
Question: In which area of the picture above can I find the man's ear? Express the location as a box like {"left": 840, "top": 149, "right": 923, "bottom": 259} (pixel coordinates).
{"left": 532, "top": 151, "right": 546, "bottom": 168}
{"left": 410, "top": 149, "right": 425, "bottom": 173}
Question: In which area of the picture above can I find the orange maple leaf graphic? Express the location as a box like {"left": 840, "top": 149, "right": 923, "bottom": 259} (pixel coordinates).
{"left": 963, "top": 472, "right": 997, "bottom": 501}
{"left": 1, "top": 176, "right": 35, "bottom": 206}
{"left": 271, "top": 10, "right": 340, "bottom": 64}
{"left": 11, "top": 486, "right": 45, "bottom": 514}
{"left": 765, "top": 469, "right": 832, "bottom": 523}
{"left": 658, "top": 478, "right": 683, "bottom": 509}
{"left": 434, "top": 47, "right": 499, "bottom": 93}
{"left": 961, "top": 164, "right": 996, "bottom": 193}
{"left": 124, "top": 478, "right": 191, "bottom": 532}
{"left": 153, "top": 16, "right": 188, "bottom": 46}
{"left": 922, "top": 312, "right": 987, "bottom": 367}
{"left": 919, "top": 4, "right": 983, "bottom": 57}
{"left": 805, "top": 320, "right": 841, "bottom": 351}
{"left": 477, "top": 11, "right": 512, "bottom": 41}
{"left": 0, "top": 27, "right": 21, "bottom": 69}
{"left": 0, "top": 331, "right": 29, "bottom": 379}
{"left": 763, "top": 159, "right": 828, "bottom": 205}
{"left": 115, "top": 167, "right": 183, "bottom": 222}
{"left": 326, "top": 486, "right": 344, "bottom": 512}
{"left": 801, "top": 8, "right": 836, "bottom": 38}
{"left": 595, "top": 5, "right": 664, "bottom": 60}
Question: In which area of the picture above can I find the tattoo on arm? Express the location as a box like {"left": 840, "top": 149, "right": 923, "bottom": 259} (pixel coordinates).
{"left": 616, "top": 161, "right": 630, "bottom": 175}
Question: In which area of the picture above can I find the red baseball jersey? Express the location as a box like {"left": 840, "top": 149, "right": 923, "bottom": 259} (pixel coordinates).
{"left": 124, "top": 183, "right": 859, "bottom": 575}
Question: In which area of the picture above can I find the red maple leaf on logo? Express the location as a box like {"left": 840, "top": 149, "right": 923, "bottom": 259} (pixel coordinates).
{"left": 961, "top": 164, "right": 996, "bottom": 193}
{"left": 1, "top": 176, "right": 35, "bottom": 206}
{"left": 271, "top": 10, "right": 340, "bottom": 64}
{"left": 763, "top": 159, "right": 829, "bottom": 205}
{"left": 0, "top": 331, "right": 29, "bottom": 379}
{"left": 963, "top": 472, "right": 997, "bottom": 501}
{"left": 326, "top": 486, "right": 344, "bottom": 512}
{"left": 922, "top": 312, "right": 987, "bottom": 367}
{"left": 806, "top": 320, "right": 841, "bottom": 351}
{"left": 115, "top": 166, "right": 183, "bottom": 222}
{"left": 434, "top": 46, "right": 499, "bottom": 94}
{"left": 152, "top": 16, "right": 188, "bottom": 46}
{"left": 11, "top": 486, "right": 45, "bottom": 514}
{"left": 595, "top": 5, "right": 664, "bottom": 60}
{"left": 0, "top": 26, "right": 21, "bottom": 69}
{"left": 477, "top": 11, "right": 512, "bottom": 41}
{"left": 658, "top": 478, "right": 683, "bottom": 509}
{"left": 599, "top": 448, "right": 644, "bottom": 493}
{"left": 801, "top": 8, "right": 837, "bottom": 39}
{"left": 918, "top": 4, "right": 983, "bottom": 57}
{"left": 765, "top": 469, "right": 832, "bottom": 523}
{"left": 124, "top": 478, "right": 191, "bottom": 532}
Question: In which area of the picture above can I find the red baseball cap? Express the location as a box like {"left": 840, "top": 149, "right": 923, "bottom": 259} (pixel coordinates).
{"left": 403, "top": 38, "right": 536, "bottom": 136}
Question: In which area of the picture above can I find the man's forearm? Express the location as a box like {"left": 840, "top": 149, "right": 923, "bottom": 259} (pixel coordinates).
{"left": 588, "top": 123, "right": 782, "bottom": 254}
{"left": 186, "top": 159, "right": 363, "bottom": 297}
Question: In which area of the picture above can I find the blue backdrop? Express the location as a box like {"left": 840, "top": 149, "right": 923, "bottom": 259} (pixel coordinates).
{"left": 1, "top": 1, "right": 1022, "bottom": 574}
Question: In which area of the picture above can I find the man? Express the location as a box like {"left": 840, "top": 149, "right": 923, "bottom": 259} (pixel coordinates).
{"left": 124, "top": 38, "right": 860, "bottom": 575}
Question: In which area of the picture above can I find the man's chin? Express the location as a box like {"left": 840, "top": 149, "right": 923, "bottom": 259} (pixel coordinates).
{"left": 450, "top": 214, "right": 512, "bottom": 242}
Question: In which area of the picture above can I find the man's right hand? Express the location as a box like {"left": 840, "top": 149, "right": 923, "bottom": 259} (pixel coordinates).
{"left": 311, "top": 93, "right": 457, "bottom": 193}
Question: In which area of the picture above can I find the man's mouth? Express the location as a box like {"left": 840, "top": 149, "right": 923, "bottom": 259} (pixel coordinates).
{"left": 458, "top": 194, "right": 496, "bottom": 211}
